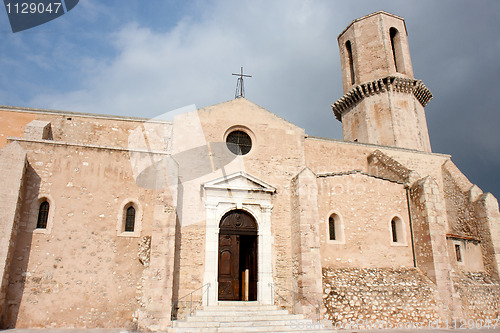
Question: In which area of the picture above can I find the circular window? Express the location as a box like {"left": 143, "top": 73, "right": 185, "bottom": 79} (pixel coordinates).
{"left": 226, "top": 130, "right": 252, "bottom": 155}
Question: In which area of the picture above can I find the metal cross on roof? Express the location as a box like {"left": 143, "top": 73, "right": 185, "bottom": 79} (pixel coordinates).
{"left": 232, "top": 67, "right": 252, "bottom": 99}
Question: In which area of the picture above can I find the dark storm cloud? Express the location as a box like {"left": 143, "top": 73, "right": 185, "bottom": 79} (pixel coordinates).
{"left": 276, "top": 0, "right": 500, "bottom": 198}
{"left": 401, "top": 1, "right": 500, "bottom": 198}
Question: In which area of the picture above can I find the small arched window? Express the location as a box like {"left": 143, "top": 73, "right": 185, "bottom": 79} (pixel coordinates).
{"left": 391, "top": 216, "right": 404, "bottom": 244}
{"left": 125, "top": 206, "right": 136, "bottom": 232}
{"left": 345, "top": 40, "right": 355, "bottom": 85}
{"left": 37, "top": 201, "right": 50, "bottom": 229}
{"left": 391, "top": 219, "right": 398, "bottom": 242}
{"left": 389, "top": 27, "right": 403, "bottom": 73}
{"left": 327, "top": 213, "right": 344, "bottom": 243}
{"left": 329, "top": 215, "right": 336, "bottom": 240}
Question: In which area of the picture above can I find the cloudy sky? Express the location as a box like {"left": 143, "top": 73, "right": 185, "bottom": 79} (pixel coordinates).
{"left": 1, "top": 0, "right": 499, "bottom": 198}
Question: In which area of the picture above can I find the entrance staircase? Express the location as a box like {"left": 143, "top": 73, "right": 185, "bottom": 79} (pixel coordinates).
{"left": 169, "top": 301, "right": 327, "bottom": 332}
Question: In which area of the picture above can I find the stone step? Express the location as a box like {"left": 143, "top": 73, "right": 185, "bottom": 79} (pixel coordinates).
{"left": 214, "top": 325, "right": 326, "bottom": 332}
{"left": 169, "top": 326, "right": 326, "bottom": 333}
{"left": 169, "top": 304, "right": 327, "bottom": 333}
{"left": 215, "top": 301, "right": 269, "bottom": 306}
{"left": 203, "top": 304, "right": 279, "bottom": 311}
{"left": 175, "top": 318, "right": 313, "bottom": 327}
{"left": 192, "top": 309, "right": 291, "bottom": 317}
{"left": 184, "top": 313, "right": 305, "bottom": 323}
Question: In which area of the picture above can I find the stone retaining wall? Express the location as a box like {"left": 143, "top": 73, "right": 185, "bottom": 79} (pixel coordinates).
{"left": 453, "top": 271, "right": 500, "bottom": 320}
{"left": 323, "top": 267, "right": 442, "bottom": 328}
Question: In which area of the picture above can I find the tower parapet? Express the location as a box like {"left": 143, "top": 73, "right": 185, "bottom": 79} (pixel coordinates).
{"left": 333, "top": 11, "right": 433, "bottom": 152}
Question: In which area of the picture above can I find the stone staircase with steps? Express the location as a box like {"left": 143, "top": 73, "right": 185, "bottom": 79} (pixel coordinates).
{"left": 169, "top": 301, "right": 328, "bottom": 332}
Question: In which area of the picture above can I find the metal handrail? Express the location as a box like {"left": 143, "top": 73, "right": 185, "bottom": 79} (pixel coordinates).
{"left": 269, "top": 282, "right": 321, "bottom": 322}
{"left": 171, "top": 283, "right": 210, "bottom": 321}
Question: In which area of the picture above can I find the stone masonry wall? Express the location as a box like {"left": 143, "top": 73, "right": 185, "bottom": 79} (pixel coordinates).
{"left": 443, "top": 160, "right": 500, "bottom": 278}
{"left": 452, "top": 271, "right": 500, "bottom": 321}
{"left": 442, "top": 161, "right": 480, "bottom": 239}
{"left": 135, "top": 203, "right": 177, "bottom": 331}
{"left": 367, "top": 149, "right": 420, "bottom": 185}
{"left": 290, "top": 168, "right": 323, "bottom": 320}
{"left": 0, "top": 143, "right": 27, "bottom": 325}
{"left": 3, "top": 141, "right": 163, "bottom": 329}
{"left": 170, "top": 99, "right": 307, "bottom": 309}
{"left": 474, "top": 193, "right": 500, "bottom": 279}
{"left": 317, "top": 172, "right": 413, "bottom": 269}
{"left": 0, "top": 108, "right": 169, "bottom": 150}
{"left": 323, "top": 267, "right": 442, "bottom": 329}
{"left": 409, "top": 177, "right": 456, "bottom": 319}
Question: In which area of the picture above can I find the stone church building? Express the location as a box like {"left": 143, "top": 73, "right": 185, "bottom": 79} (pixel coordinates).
{"left": 0, "top": 11, "right": 499, "bottom": 330}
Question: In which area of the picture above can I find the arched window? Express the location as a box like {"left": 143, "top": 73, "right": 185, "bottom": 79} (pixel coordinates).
{"left": 391, "top": 219, "right": 398, "bottom": 242}
{"left": 37, "top": 201, "right": 50, "bottom": 229}
{"left": 391, "top": 216, "right": 404, "bottom": 244}
{"left": 346, "top": 40, "right": 355, "bottom": 85}
{"left": 117, "top": 200, "right": 142, "bottom": 237}
{"left": 327, "top": 213, "right": 344, "bottom": 243}
{"left": 125, "top": 206, "right": 135, "bottom": 232}
{"left": 329, "top": 215, "right": 336, "bottom": 240}
{"left": 389, "top": 27, "right": 402, "bottom": 73}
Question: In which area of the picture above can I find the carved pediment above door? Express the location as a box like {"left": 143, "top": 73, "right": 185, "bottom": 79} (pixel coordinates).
{"left": 203, "top": 171, "right": 276, "bottom": 193}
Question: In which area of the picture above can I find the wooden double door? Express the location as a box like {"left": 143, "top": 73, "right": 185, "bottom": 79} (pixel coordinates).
{"left": 218, "top": 210, "right": 258, "bottom": 301}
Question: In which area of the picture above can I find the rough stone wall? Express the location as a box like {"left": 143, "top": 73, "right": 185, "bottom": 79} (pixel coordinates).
{"left": 442, "top": 161, "right": 480, "bottom": 238}
{"left": 368, "top": 149, "right": 420, "bottom": 185}
{"left": 443, "top": 160, "right": 500, "bottom": 278}
{"left": 452, "top": 271, "right": 500, "bottom": 320}
{"left": 323, "top": 267, "right": 442, "bottom": 328}
{"left": 0, "top": 143, "right": 27, "bottom": 325}
{"left": 3, "top": 141, "right": 165, "bottom": 329}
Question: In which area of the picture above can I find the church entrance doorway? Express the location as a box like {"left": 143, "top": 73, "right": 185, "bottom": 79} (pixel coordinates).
{"left": 218, "top": 210, "right": 258, "bottom": 301}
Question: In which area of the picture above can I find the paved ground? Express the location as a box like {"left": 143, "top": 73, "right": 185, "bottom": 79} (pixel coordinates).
{"left": 3, "top": 329, "right": 500, "bottom": 332}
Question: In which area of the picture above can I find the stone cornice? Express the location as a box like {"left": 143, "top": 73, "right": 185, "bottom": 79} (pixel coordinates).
{"left": 0, "top": 105, "right": 171, "bottom": 124}
{"left": 316, "top": 169, "right": 404, "bottom": 185}
{"left": 8, "top": 136, "right": 170, "bottom": 155}
{"left": 331, "top": 76, "right": 433, "bottom": 121}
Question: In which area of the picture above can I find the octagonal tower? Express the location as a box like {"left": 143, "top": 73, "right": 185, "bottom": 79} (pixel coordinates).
{"left": 332, "top": 11, "right": 433, "bottom": 152}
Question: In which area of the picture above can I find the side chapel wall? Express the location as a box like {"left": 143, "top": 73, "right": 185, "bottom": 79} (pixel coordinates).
{"left": 0, "top": 110, "right": 178, "bottom": 330}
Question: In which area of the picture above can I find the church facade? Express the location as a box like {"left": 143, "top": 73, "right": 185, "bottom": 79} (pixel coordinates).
{"left": 0, "top": 11, "right": 499, "bottom": 330}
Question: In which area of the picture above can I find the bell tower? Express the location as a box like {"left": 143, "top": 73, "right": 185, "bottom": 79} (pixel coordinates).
{"left": 332, "top": 11, "right": 433, "bottom": 152}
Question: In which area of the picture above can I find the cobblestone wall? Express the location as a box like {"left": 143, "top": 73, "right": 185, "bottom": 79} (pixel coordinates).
{"left": 323, "top": 267, "right": 442, "bottom": 328}
{"left": 453, "top": 271, "right": 500, "bottom": 320}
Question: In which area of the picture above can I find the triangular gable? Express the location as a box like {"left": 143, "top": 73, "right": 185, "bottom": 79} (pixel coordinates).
{"left": 203, "top": 171, "right": 276, "bottom": 193}
{"left": 196, "top": 98, "right": 304, "bottom": 132}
